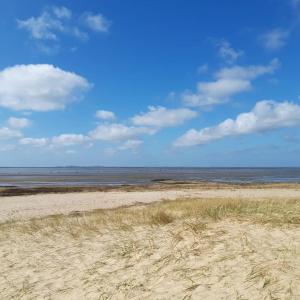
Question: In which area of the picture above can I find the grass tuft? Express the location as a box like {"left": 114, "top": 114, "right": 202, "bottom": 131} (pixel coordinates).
{"left": 150, "top": 211, "right": 174, "bottom": 225}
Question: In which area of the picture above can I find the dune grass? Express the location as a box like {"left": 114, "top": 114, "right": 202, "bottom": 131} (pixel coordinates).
{"left": 1, "top": 197, "right": 300, "bottom": 299}
{"left": 1, "top": 197, "right": 299, "bottom": 239}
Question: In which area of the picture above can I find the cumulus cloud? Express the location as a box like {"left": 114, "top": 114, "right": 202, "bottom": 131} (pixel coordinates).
{"left": 82, "top": 13, "right": 110, "bottom": 32}
{"left": 7, "top": 117, "right": 31, "bottom": 128}
{"left": 89, "top": 123, "right": 155, "bottom": 142}
{"left": 20, "top": 137, "right": 49, "bottom": 147}
{"left": 51, "top": 134, "right": 90, "bottom": 147}
{"left": 260, "top": 29, "right": 290, "bottom": 51}
{"left": 20, "top": 134, "right": 90, "bottom": 148}
{"left": 183, "top": 59, "right": 279, "bottom": 108}
{"left": 217, "top": 40, "right": 243, "bottom": 64}
{"left": 174, "top": 100, "right": 300, "bottom": 147}
{"left": 131, "top": 106, "right": 197, "bottom": 128}
{"left": 95, "top": 110, "right": 116, "bottom": 120}
{"left": 184, "top": 79, "right": 251, "bottom": 107}
{"left": 20, "top": 106, "right": 192, "bottom": 151}
{"left": 0, "top": 64, "right": 90, "bottom": 111}
{"left": 0, "top": 127, "right": 22, "bottom": 140}
{"left": 215, "top": 59, "right": 280, "bottom": 79}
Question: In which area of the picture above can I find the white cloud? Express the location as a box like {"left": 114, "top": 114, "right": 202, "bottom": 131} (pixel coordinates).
{"left": 218, "top": 40, "right": 243, "bottom": 64}
{"left": 174, "top": 100, "right": 300, "bottom": 147}
{"left": 20, "top": 137, "right": 49, "bottom": 147}
{"left": 17, "top": 7, "right": 89, "bottom": 41}
{"left": 20, "top": 134, "right": 90, "bottom": 148}
{"left": 131, "top": 106, "right": 197, "bottom": 128}
{"left": 17, "top": 12, "right": 64, "bottom": 40}
{"left": 184, "top": 79, "right": 251, "bottom": 107}
{"left": 89, "top": 123, "right": 155, "bottom": 142}
{"left": 119, "top": 139, "right": 143, "bottom": 152}
{"left": 183, "top": 59, "right": 279, "bottom": 108}
{"left": 0, "top": 127, "right": 22, "bottom": 140}
{"left": 52, "top": 6, "right": 72, "bottom": 19}
{"left": 51, "top": 134, "right": 90, "bottom": 147}
{"left": 7, "top": 117, "right": 31, "bottom": 128}
{"left": 95, "top": 110, "right": 116, "bottom": 120}
{"left": 83, "top": 13, "right": 110, "bottom": 32}
{"left": 260, "top": 29, "right": 290, "bottom": 50}
{"left": 18, "top": 7, "right": 109, "bottom": 53}
{"left": 216, "top": 58, "right": 279, "bottom": 79}
{"left": 0, "top": 64, "right": 90, "bottom": 111}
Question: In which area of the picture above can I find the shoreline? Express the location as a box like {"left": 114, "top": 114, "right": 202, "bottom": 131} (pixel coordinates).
{"left": 1, "top": 180, "right": 300, "bottom": 197}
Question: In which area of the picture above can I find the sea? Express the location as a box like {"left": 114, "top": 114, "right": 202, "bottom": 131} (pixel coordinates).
{"left": 0, "top": 167, "right": 300, "bottom": 188}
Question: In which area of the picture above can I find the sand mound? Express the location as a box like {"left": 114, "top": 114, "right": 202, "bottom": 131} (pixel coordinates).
{"left": 1, "top": 196, "right": 300, "bottom": 299}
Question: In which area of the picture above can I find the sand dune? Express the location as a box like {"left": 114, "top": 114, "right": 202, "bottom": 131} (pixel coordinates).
{"left": 1, "top": 219, "right": 299, "bottom": 299}
{"left": 1, "top": 186, "right": 300, "bottom": 299}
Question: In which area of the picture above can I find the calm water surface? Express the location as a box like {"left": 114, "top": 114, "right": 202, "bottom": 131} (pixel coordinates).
{"left": 0, "top": 167, "right": 300, "bottom": 188}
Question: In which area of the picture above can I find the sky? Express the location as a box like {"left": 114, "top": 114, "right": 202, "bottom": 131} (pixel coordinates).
{"left": 0, "top": 0, "right": 300, "bottom": 167}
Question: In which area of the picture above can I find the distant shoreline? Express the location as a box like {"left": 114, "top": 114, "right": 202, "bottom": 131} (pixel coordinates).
{"left": 1, "top": 167, "right": 300, "bottom": 189}
{"left": 1, "top": 180, "right": 300, "bottom": 197}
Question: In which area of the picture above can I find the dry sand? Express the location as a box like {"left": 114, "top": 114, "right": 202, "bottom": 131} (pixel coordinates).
{"left": 1, "top": 185, "right": 300, "bottom": 299}
{"left": 1, "top": 185, "right": 300, "bottom": 222}
{"left": 1, "top": 219, "right": 300, "bottom": 299}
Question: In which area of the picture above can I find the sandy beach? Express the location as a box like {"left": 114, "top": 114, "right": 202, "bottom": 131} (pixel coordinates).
{"left": 1, "top": 183, "right": 300, "bottom": 299}
{"left": 1, "top": 183, "right": 300, "bottom": 222}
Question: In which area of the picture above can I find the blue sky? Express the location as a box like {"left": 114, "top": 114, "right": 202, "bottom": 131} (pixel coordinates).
{"left": 0, "top": 0, "right": 300, "bottom": 167}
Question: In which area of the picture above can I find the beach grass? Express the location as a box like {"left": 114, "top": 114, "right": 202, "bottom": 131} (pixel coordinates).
{"left": 2, "top": 197, "right": 300, "bottom": 236}
{"left": 1, "top": 197, "right": 300, "bottom": 299}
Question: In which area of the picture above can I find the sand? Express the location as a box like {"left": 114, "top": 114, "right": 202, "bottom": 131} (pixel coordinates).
{"left": 1, "top": 185, "right": 300, "bottom": 299}
{"left": 1, "top": 185, "right": 300, "bottom": 222}
{"left": 1, "top": 218, "right": 300, "bottom": 299}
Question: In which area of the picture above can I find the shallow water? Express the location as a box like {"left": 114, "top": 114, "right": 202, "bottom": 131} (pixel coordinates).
{"left": 0, "top": 167, "right": 300, "bottom": 187}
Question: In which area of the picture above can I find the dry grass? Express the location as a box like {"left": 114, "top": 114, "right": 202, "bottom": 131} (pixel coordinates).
{"left": 0, "top": 197, "right": 300, "bottom": 299}
{"left": 1, "top": 197, "right": 299, "bottom": 237}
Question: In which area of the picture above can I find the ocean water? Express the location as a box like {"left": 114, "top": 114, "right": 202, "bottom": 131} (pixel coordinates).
{"left": 0, "top": 167, "right": 300, "bottom": 188}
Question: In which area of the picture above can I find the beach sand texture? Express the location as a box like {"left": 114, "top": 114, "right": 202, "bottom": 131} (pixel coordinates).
{"left": 0, "top": 185, "right": 300, "bottom": 299}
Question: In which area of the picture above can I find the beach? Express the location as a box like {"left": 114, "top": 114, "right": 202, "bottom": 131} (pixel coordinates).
{"left": 2, "top": 0, "right": 300, "bottom": 298}
{"left": 1, "top": 183, "right": 300, "bottom": 299}
{"left": 1, "top": 182, "right": 300, "bottom": 222}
